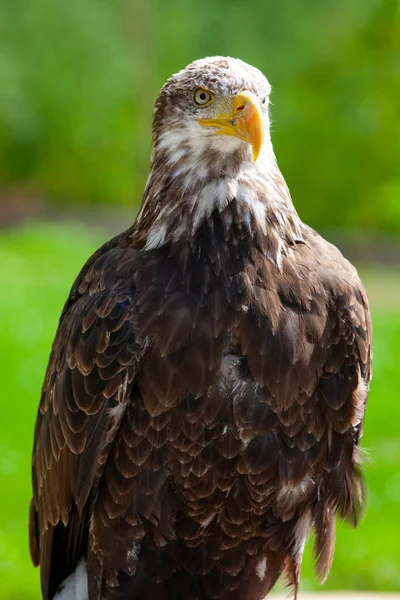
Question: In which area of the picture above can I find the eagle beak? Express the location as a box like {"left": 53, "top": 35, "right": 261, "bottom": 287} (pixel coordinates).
{"left": 198, "top": 91, "right": 264, "bottom": 162}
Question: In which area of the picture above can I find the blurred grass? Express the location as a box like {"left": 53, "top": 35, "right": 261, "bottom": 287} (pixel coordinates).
{"left": 0, "top": 221, "right": 399, "bottom": 597}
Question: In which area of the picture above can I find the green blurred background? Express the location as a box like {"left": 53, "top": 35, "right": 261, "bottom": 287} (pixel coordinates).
{"left": 0, "top": 0, "right": 399, "bottom": 597}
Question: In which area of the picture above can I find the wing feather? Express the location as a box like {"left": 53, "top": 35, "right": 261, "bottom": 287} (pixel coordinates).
{"left": 240, "top": 229, "right": 372, "bottom": 580}
{"left": 30, "top": 240, "right": 142, "bottom": 600}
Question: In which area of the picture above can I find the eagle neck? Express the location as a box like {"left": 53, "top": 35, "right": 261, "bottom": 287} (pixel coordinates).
{"left": 133, "top": 147, "right": 304, "bottom": 267}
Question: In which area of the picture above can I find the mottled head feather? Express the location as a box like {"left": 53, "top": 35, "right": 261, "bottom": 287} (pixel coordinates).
{"left": 151, "top": 57, "right": 272, "bottom": 167}
{"left": 153, "top": 56, "right": 271, "bottom": 138}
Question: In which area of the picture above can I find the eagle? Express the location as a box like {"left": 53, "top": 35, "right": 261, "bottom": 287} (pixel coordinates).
{"left": 30, "top": 56, "right": 372, "bottom": 600}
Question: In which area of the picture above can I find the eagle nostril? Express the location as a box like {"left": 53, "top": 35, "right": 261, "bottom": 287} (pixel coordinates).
{"left": 236, "top": 104, "right": 245, "bottom": 113}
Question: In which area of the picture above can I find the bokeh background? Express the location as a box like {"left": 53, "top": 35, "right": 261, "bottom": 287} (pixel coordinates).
{"left": 0, "top": 0, "right": 399, "bottom": 598}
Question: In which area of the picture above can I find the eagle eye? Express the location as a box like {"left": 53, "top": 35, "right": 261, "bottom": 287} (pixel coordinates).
{"left": 194, "top": 88, "right": 213, "bottom": 106}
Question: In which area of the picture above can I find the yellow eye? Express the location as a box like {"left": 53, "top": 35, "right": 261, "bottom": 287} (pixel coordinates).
{"left": 194, "top": 88, "right": 213, "bottom": 106}
{"left": 261, "top": 96, "right": 269, "bottom": 110}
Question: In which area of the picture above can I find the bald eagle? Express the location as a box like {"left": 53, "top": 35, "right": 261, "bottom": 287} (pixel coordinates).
{"left": 30, "top": 57, "right": 372, "bottom": 600}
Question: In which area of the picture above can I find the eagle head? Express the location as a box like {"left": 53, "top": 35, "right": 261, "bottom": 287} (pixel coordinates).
{"left": 152, "top": 56, "right": 273, "bottom": 175}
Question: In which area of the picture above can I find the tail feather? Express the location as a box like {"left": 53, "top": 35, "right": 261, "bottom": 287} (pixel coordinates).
{"left": 283, "top": 554, "right": 300, "bottom": 599}
{"left": 314, "top": 504, "right": 336, "bottom": 583}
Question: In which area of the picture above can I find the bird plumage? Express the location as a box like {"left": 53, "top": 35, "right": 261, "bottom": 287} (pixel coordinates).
{"left": 30, "top": 56, "right": 371, "bottom": 600}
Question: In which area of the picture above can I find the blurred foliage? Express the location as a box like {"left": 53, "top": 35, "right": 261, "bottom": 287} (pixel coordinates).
{"left": 0, "top": 0, "right": 399, "bottom": 233}
{"left": 0, "top": 222, "right": 400, "bottom": 597}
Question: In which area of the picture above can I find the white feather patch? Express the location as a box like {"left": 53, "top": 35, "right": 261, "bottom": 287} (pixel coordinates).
{"left": 276, "top": 476, "right": 314, "bottom": 504}
{"left": 145, "top": 223, "right": 167, "bottom": 250}
{"left": 192, "top": 182, "right": 218, "bottom": 231}
{"left": 237, "top": 183, "right": 267, "bottom": 234}
{"left": 293, "top": 510, "right": 312, "bottom": 556}
{"left": 108, "top": 401, "right": 126, "bottom": 420}
{"left": 352, "top": 373, "right": 369, "bottom": 427}
{"left": 255, "top": 556, "right": 267, "bottom": 580}
{"left": 54, "top": 558, "right": 88, "bottom": 600}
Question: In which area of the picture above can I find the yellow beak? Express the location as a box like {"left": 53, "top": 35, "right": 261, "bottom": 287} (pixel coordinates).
{"left": 198, "top": 91, "right": 264, "bottom": 162}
